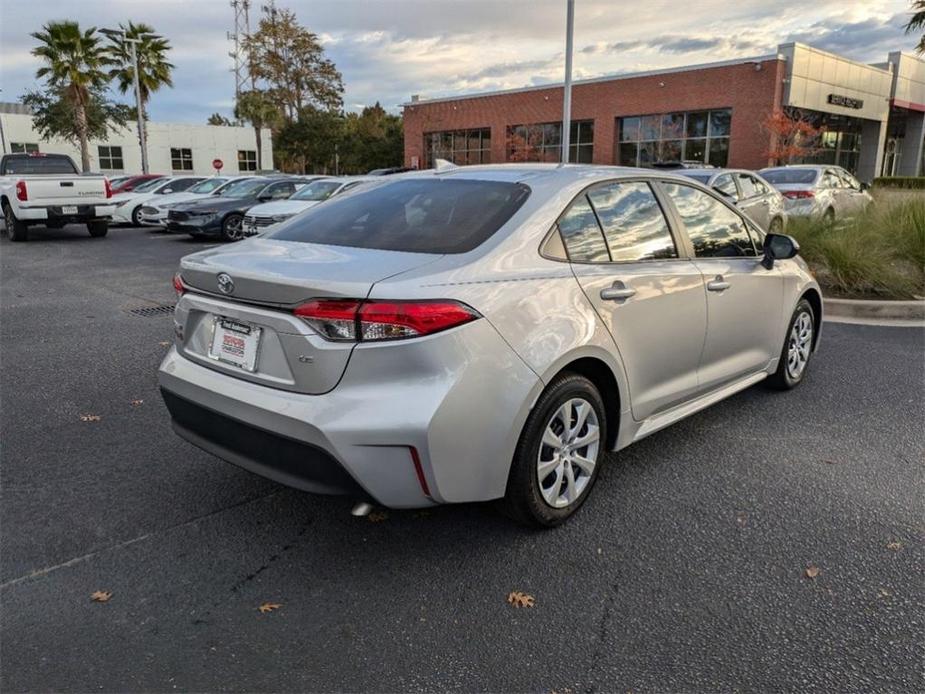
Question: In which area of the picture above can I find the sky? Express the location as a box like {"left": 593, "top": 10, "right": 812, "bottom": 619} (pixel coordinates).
{"left": 0, "top": 0, "right": 918, "bottom": 123}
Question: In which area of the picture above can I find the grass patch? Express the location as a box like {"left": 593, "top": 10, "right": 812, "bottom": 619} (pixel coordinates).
{"left": 786, "top": 192, "right": 925, "bottom": 300}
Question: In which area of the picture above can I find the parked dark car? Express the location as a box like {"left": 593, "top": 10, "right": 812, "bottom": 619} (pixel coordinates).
{"left": 166, "top": 177, "right": 302, "bottom": 241}
{"left": 111, "top": 174, "right": 165, "bottom": 194}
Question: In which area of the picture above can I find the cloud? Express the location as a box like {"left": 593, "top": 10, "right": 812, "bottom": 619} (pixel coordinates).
{"left": 784, "top": 13, "right": 909, "bottom": 58}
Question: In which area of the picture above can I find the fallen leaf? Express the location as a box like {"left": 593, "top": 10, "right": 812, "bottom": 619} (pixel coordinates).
{"left": 822, "top": 459, "right": 839, "bottom": 465}
{"left": 736, "top": 511, "right": 748, "bottom": 527}
{"left": 878, "top": 588, "right": 892, "bottom": 598}
{"left": 91, "top": 590, "right": 112, "bottom": 602}
{"left": 80, "top": 414, "right": 102, "bottom": 422}
{"left": 886, "top": 541, "right": 903, "bottom": 551}
{"left": 130, "top": 399, "right": 144, "bottom": 407}
{"left": 413, "top": 510, "right": 431, "bottom": 519}
{"left": 805, "top": 565, "right": 821, "bottom": 579}
{"left": 258, "top": 602, "right": 282, "bottom": 614}
{"left": 367, "top": 511, "right": 389, "bottom": 523}
{"left": 507, "top": 591, "right": 535, "bottom": 608}
{"left": 159, "top": 341, "right": 171, "bottom": 347}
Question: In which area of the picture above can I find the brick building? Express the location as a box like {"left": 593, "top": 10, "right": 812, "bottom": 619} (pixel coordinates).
{"left": 402, "top": 43, "right": 925, "bottom": 182}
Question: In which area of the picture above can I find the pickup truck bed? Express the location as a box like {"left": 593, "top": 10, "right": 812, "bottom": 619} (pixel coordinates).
{"left": 0, "top": 153, "right": 116, "bottom": 242}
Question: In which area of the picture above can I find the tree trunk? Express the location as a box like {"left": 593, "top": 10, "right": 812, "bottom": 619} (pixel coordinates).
{"left": 254, "top": 125, "right": 263, "bottom": 170}
{"left": 74, "top": 95, "right": 91, "bottom": 172}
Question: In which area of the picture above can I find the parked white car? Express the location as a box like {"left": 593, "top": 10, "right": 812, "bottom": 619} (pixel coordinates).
{"left": 759, "top": 165, "right": 872, "bottom": 223}
{"left": 138, "top": 177, "right": 237, "bottom": 227}
{"left": 110, "top": 175, "right": 205, "bottom": 226}
{"left": 242, "top": 177, "right": 378, "bottom": 235}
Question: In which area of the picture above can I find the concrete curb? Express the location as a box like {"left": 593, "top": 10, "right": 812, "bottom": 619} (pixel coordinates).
{"left": 824, "top": 297, "right": 925, "bottom": 322}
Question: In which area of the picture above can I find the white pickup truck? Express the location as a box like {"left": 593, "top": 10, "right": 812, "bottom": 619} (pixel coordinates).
{"left": 0, "top": 153, "right": 116, "bottom": 242}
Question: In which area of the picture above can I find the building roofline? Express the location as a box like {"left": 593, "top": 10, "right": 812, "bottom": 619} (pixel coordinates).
{"left": 778, "top": 41, "right": 893, "bottom": 75}
{"left": 401, "top": 53, "right": 782, "bottom": 107}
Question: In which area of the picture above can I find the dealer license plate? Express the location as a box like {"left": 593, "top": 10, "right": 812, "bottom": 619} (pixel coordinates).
{"left": 61, "top": 206, "right": 78, "bottom": 215}
{"left": 208, "top": 317, "right": 262, "bottom": 371}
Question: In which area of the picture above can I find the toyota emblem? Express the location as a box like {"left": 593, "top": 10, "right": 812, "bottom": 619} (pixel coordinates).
{"left": 217, "top": 273, "right": 235, "bottom": 295}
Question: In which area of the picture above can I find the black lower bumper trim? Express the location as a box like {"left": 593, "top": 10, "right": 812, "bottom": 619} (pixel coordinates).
{"left": 160, "top": 388, "right": 368, "bottom": 498}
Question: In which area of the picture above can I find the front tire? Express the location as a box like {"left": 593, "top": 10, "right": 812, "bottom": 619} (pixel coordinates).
{"left": 131, "top": 205, "right": 143, "bottom": 226}
{"left": 501, "top": 373, "right": 607, "bottom": 527}
{"left": 3, "top": 204, "right": 29, "bottom": 242}
{"left": 220, "top": 213, "right": 245, "bottom": 242}
{"left": 87, "top": 221, "right": 109, "bottom": 238}
{"left": 766, "top": 298, "right": 815, "bottom": 390}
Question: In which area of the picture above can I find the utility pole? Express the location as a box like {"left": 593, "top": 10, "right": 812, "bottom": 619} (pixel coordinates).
{"left": 560, "top": 0, "right": 575, "bottom": 166}
{"left": 229, "top": 0, "right": 253, "bottom": 100}
{"left": 102, "top": 28, "right": 154, "bottom": 174}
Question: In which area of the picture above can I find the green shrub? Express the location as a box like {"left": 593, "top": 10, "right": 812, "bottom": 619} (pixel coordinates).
{"left": 786, "top": 195, "right": 925, "bottom": 299}
{"left": 872, "top": 176, "right": 925, "bottom": 190}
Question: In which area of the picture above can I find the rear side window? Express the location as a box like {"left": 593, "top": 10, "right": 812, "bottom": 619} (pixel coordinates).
{"left": 587, "top": 182, "right": 677, "bottom": 262}
{"left": 736, "top": 174, "right": 758, "bottom": 199}
{"left": 662, "top": 183, "right": 757, "bottom": 258}
{"left": 270, "top": 178, "right": 530, "bottom": 254}
{"left": 557, "top": 196, "right": 609, "bottom": 263}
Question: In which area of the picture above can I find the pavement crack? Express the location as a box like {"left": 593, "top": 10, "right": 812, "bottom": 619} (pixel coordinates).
{"left": 0, "top": 490, "right": 280, "bottom": 590}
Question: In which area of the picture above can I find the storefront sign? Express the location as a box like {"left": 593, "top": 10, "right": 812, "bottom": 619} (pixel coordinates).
{"left": 828, "top": 94, "right": 864, "bottom": 109}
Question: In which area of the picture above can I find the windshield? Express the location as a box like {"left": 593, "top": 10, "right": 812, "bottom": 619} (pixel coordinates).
{"left": 1, "top": 155, "right": 78, "bottom": 175}
{"left": 761, "top": 169, "right": 819, "bottom": 185}
{"left": 269, "top": 178, "right": 531, "bottom": 254}
{"left": 678, "top": 173, "right": 712, "bottom": 184}
{"left": 290, "top": 180, "right": 342, "bottom": 201}
{"left": 132, "top": 178, "right": 166, "bottom": 193}
{"left": 219, "top": 178, "right": 268, "bottom": 198}
{"left": 188, "top": 177, "right": 229, "bottom": 194}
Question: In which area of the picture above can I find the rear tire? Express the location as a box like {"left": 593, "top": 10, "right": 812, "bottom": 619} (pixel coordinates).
{"left": 766, "top": 298, "right": 815, "bottom": 390}
{"left": 87, "top": 221, "right": 109, "bottom": 238}
{"left": 500, "top": 373, "right": 607, "bottom": 527}
{"left": 3, "top": 204, "right": 29, "bottom": 242}
{"left": 220, "top": 213, "right": 244, "bottom": 242}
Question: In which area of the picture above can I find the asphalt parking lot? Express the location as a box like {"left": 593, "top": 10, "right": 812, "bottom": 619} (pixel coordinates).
{"left": 1, "top": 224, "right": 923, "bottom": 693}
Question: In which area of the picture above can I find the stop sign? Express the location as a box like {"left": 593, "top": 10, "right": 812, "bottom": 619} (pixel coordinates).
{"left": 212, "top": 158, "right": 223, "bottom": 171}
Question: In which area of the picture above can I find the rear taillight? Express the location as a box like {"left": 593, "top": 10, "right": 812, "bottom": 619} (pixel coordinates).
{"left": 782, "top": 190, "right": 814, "bottom": 200}
{"left": 104, "top": 177, "right": 113, "bottom": 199}
{"left": 293, "top": 299, "right": 480, "bottom": 342}
{"left": 15, "top": 180, "right": 27, "bottom": 201}
{"left": 173, "top": 273, "right": 186, "bottom": 298}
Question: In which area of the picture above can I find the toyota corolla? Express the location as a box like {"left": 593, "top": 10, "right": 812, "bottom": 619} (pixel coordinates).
{"left": 159, "top": 165, "right": 821, "bottom": 526}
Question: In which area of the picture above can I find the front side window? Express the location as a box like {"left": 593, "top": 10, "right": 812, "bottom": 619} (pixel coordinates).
{"left": 188, "top": 177, "right": 228, "bottom": 194}
{"left": 237, "top": 150, "right": 257, "bottom": 172}
{"left": 270, "top": 178, "right": 530, "bottom": 254}
{"left": 291, "top": 180, "right": 343, "bottom": 201}
{"left": 98, "top": 145, "right": 124, "bottom": 170}
{"left": 557, "top": 196, "right": 609, "bottom": 263}
{"left": 170, "top": 148, "right": 193, "bottom": 171}
{"left": 586, "top": 182, "right": 677, "bottom": 262}
{"left": 263, "top": 182, "right": 295, "bottom": 199}
{"left": 662, "top": 183, "right": 757, "bottom": 258}
{"left": 161, "top": 177, "right": 201, "bottom": 193}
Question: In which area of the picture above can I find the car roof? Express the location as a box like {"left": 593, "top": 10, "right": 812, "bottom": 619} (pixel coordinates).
{"left": 418, "top": 163, "right": 699, "bottom": 189}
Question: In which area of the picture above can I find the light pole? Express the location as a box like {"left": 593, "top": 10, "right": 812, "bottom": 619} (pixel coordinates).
{"left": 103, "top": 28, "right": 159, "bottom": 174}
{"left": 560, "top": 0, "right": 575, "bottom": 166}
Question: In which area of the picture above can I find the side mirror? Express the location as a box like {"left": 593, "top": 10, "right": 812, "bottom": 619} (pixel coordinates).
{"left": 762, "top": 233, "right": 799, "bottom": 269}
{"left": 860, "top": 181, "right": 870, "bottom": 191}
{"left": 161, "top": 188, "right": 173, "bottom": 194}
{"left": 257, "top": 194, "right": 273, "bottom": 202}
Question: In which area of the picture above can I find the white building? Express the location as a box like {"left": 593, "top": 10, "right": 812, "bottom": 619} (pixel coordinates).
{"left": 0, "top": 102, "right": 273, "bottom": 175}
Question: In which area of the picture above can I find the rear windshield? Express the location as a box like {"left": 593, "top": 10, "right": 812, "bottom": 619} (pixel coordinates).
{"left": 269, "top": 178, "right": 531, "bottom": 254}
{"left": 1, "top": 155, "right": 78, "bottom": 175}
{"left": 132, "top": 178, "right": 166, "bottom": 193}
{"left": 761, "top": 169, "right": 818, "bottom": 184}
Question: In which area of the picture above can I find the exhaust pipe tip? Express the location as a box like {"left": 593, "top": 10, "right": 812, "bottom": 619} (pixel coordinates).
{"left": 351, "top": 501, "right": 374, "bottom": 517}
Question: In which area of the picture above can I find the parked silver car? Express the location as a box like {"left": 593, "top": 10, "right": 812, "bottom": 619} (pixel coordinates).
{"left": 159, "top": 165, "right": 821, "bottom": 526}
{"left": 759, "top": 165, "right": 872, "bottom": 223}
{"left": 677, "top": 168, "right": 788, "bottom": 233}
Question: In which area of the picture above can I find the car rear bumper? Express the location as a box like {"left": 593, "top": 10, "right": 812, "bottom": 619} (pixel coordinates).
{"left": 17, "top": 204, "right": 115, "bottom": 222}
{"left": 157, "top": 318, "right": 541, "bottom": 509}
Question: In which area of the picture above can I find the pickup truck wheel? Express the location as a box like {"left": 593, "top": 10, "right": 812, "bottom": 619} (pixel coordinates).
{"left": 87, "top": 221, "right": 109, "bottom": 238}
{"left": 3, "top": 204, "right": 29, "bottom": 242}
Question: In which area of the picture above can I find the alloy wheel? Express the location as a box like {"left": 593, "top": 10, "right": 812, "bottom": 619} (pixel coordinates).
{"left": 787, "top": 310, "right": 813, "bottom": 379}
{"left": 225, "top": 215, "right": 244, "bottom": 241}
{"left": 536, "top": 397, "right": 600, "bottom": 508}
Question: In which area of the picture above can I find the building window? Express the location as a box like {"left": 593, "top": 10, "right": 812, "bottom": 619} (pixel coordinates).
{"left": 507, "top": 120, "right": 594, "bottom": 163}
{"left": 170, "top": 148, "right": 194, "bottom": 171}
{"left": 237, "top": 150, "right": 258, "bottom": 172}
{"left": 10, "top": 142, "right": 40, "bottom": 154}
{"left": 617, "top": 109, "right": 731, "bottom": 168}
{"left": 785, "top": 110, "right": 863, "bottom": 174}
{"left": 97, "top": 145, "right": 124, "bottom": 170}
{"left": 423, "top": 128, "right": 491, "bottom": 168}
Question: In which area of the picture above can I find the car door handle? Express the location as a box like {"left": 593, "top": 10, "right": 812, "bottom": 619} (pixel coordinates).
{"left": 706, "top": 276, "right": 730, "bottom": 292}
{"left": 600, "top": 283, "right": 636, "bottom": 301}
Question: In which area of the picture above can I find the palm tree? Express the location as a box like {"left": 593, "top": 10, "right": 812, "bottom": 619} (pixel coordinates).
{"left": 105, "top": 22, "right": 174, "bottom": 119}
{"left": 908, "top": 1, "right": 925, "bottom": 53}
{"left": 30, "top": 21, "right": 112, "bottom": 171}
{"left": 234, "top": 90, "right": 280, "bottom": 170}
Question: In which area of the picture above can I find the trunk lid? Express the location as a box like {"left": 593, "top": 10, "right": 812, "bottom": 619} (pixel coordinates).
{"left": 176, "top": 238, "right": 441, "bottom": 394}
{"left": 19, "top": 175, "right": 109, "bottom": 205}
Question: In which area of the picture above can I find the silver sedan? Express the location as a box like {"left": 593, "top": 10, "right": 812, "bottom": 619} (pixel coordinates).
{"left": 159, "top": 164, "right": 821, "bottom": 526}
{"left": 759, "top": 165, "right": 873, "bottom": 223}
{"left": 677, "top": 168, "right": 788, "bottom": 233}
